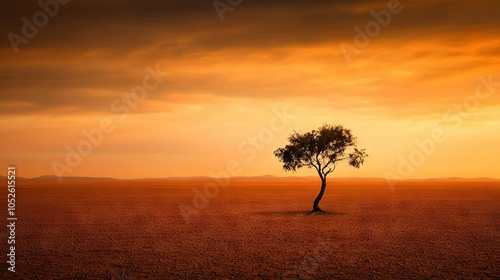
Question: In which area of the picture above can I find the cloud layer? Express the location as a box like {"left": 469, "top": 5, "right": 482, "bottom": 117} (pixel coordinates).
{"left": 1, "top": 0, "right": 499, "bottom": 178}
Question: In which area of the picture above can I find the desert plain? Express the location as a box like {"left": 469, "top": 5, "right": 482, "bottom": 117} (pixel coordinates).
{"left": 1, "top": 177, "right": 499, "bottom": 279}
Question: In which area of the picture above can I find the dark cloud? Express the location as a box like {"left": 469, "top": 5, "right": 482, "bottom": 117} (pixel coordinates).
{"left": 1, "top": 0, "right": 498, "bottom": 51}
{"left": 1, "top": 0, "right": 500, "bottom": 115}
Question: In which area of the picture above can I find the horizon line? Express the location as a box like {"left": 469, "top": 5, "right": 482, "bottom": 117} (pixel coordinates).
{"left": 2, "top": 174, "right": 499, "bottom": 182}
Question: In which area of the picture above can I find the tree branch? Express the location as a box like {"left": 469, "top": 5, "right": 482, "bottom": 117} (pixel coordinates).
{"left": 336, "top": 156, "right": 351, "bottom": 162}
{"left": 314, "top": 153, "right": 322, "bottom": 170}
{"left": 321, "top": 160, "right": 333, "bottom": 173}
{"left": 325, "top": 163, "right": 336, "bottom": 175}
{"left": 308, "top": 158, "right": 318, "bottom": 170}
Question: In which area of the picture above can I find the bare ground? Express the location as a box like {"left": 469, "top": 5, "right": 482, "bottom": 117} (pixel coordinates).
{"left": 1, "top": 179, "right": 499, "bottom": 279}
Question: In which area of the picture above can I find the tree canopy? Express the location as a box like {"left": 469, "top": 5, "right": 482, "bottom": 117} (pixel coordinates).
{"left": 274, "top": 124, "right": 367, "bottom": 180}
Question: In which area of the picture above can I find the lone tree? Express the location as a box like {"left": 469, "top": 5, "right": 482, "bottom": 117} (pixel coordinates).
{"left": 274, "top": 124, "right": 367, "bottom": 213}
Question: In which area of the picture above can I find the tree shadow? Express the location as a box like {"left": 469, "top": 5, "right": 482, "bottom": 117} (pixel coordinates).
{"left": 253, "top": 210, "right": 346, "bottom": 216}
{"left": 306, "top": 211, "right": 345, "bottom": 216}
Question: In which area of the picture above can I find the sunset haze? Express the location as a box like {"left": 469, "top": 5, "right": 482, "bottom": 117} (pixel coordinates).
{"left": 1, "top": 0, "right": 499, "bottom": 179}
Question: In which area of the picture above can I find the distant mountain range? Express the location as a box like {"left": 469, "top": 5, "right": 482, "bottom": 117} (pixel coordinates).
{"left": 0, "top": 174, "right": 498, "bottom": 183}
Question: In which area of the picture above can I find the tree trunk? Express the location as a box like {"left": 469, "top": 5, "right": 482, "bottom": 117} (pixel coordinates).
{"left": 311, "top": 178, "right": 326, "bottom": 213}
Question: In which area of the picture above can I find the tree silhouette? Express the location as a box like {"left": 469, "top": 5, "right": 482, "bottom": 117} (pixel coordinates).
{"left": 274, "top": 124, "right": 367, "bottom": 213}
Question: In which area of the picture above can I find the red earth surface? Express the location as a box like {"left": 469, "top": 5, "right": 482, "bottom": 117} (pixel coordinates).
{"left": 1, "top": 178, "right": 499, "bottom": 279}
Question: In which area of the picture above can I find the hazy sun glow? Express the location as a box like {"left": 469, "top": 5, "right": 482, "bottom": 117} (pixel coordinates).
{"left": 1, "top": 0, "right": 499, "bottom": 179}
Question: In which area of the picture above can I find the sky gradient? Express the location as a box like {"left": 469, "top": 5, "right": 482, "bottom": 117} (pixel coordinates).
{"left": 1, "top": 0, "right": 499, "bottom": 179}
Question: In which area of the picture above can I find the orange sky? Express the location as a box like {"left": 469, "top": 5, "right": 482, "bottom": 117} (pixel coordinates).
{"left": 1, "top": 0, "right": 499, "bottom": 179}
